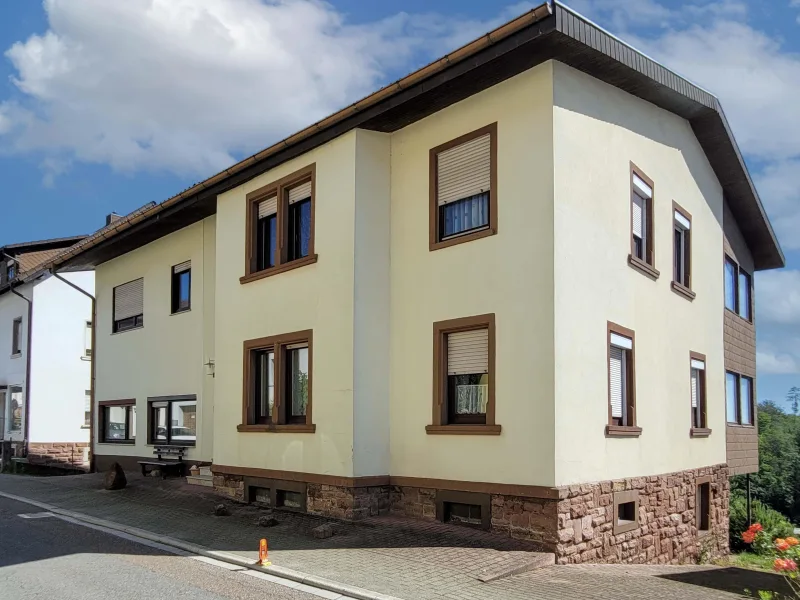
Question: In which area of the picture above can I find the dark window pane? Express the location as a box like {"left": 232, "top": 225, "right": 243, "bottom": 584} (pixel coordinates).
{"left": 633, "top": 235, "right": 643, "bottom": 260}
{"left": 447, "top": 373, "right": 488, "bottom": 424}
{"left": 256, "top": 215, "right": 277, "bottom": 270}
{"left": 277, "top": 490, "right": 303, "bottom": 509}
{"left": 439, "top": 193, "right": 489, "bottom": 239}
{"left": 445, "top": 502, "right": 482, "bottom": 526}
{"left": 698, "top": 483, "right": 710, "bottom": 531}
{"left": 286, "top": 347, "right": 309, "bottom": 420}
{"left": 288, "top": 199, "right": 311, "bottom": 261}
{"left": 738, "top": 271, "right": 751, "bottom": 320}
{"left": 178, "top": 271, "right": 190, "bottom": 310}
{"left": 674, "top": 228, "right": 683, "bottom": 283}
{"left": 105, "top": 406, "right": 128, "bottom": 441}
{"left": 618, "top": 501, "right": 635, "bottom": 524}
{"left": 152, "top": 405, "right": 168, "bottom": 443}
{"left": 253, "top": 350, "right": 274, "bottom": 424}
{"left": 724, "top": 259, "right": 737, "bottom": 311}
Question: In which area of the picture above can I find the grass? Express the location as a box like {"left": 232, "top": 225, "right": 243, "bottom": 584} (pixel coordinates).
{"left": 715, "top": 552, "right": 777, "bottom": 572}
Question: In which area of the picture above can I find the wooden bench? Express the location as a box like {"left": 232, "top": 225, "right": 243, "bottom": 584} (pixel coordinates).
{"left": 138, "top": 446, "right": 187, "bottom": 479}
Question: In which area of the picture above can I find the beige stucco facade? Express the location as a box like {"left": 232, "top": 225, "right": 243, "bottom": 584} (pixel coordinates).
{"left": 94, "top": 60, "right": 744, "bottom": 495}
{"left": 95, "top": 217, "right": 216, "bottom": 465}
{"left": 552, "top": 62, "right": 727, "bottom": 486}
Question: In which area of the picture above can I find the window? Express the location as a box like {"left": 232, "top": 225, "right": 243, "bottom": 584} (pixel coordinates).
{"left": 613, "top": 490, "right": 639, "bottom": 535}
{"left": 428, "top": 315, "right": 498, "bottom": 434}
{"left": 6, "top": 261, "right": 15, "bottom": 282}
{"left": 99, "top": 400, "right": 136, "bottom": 443}
{"left": 724, "top": 256, "right": 752, "bottom": 321}
{"left": 690, "top": 354, "right": 708, "bottom": 433}
{"left": 8, "top": 386, "right": 22, "bottom": 432}
{"left": 171, "top": 261, "right": 191, "bottom": 314}
{"left": 84, "top": 321, "right": 93, "bottom": 358}
{"left": 148, "top": 396, "right": 197, "bottom": 446}
{"left": 84, "top": 390, "right": 91, "bottom": 428}
{"left": 429, "top": 123, "right": 497, "bottom": 251}
{"left": 435, "top": 490, "right": 490, "bottom": 529}
{"left": 240, "top": 331, "right": 314, "bottom": 432}
{"left": 726, "top": 371, "right": 754, "bottom": 426}
{"left": 672, "top": 203, "right": 693, "bottom": 297}
{"left": 697, "top": 480, "right": 711, "bottom": 533}
{"left": 113, "top": 278, "right": 144, "bottom": 332}
{"left": 607, "top": 323, "right": 638, "bottom": 435}
{"left": 11, "top": 317, "right": 22, "bottom": 355}
{"left": 243, "top": 477, "right": 308, "bottom": 512}
{"left": 629, "top": 164, "right": 656, "bottom": 274}
{"left": 243, "top": 165, "right": 316, "bottom": 282}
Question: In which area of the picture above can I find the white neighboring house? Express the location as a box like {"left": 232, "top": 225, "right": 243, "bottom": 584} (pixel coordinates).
{"left": 0, "top": 236, "right": 94, "bottom": 470}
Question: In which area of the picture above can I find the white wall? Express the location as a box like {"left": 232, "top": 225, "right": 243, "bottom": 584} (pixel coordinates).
{"left": 95, "top": 218, "right": 215, "bottom": 463}
{"left": 552, "top": 62, "right": 727, "bottom": 486}
{"left": 0, "top": 283, "right": 31, "bottom": 441}
{"left": 28, "top": 271, "right": 93, "bottom": 443}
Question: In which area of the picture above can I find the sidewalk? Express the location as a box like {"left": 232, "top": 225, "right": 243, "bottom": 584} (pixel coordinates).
{"left": 0, "top": 473, "right": 787, "bottom": 599}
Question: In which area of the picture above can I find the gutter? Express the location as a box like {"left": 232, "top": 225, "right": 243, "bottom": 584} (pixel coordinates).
{"left": 41, "top": 3, "right": 554, "bottom": 272}
{"left": 3, "top": 253, "right": 32, "bottom": 458}
{"left": 52, "top": 270, "right": 96, "bottom": 473}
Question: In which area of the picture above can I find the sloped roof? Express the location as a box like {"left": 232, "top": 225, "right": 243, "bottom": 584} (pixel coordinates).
{"left": 48, "top": 0, "right": 783, "bottom": 272}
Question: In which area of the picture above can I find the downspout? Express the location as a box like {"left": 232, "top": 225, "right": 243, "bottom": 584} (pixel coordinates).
{"left": 4, "top": 253, "right": 32, "bottom": 459}
{"left": 51, "top": 270, "right": 97, "bottom": 473}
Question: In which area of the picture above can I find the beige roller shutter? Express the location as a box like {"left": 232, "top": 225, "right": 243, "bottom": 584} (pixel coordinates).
{"left": 447, "top": 328, "right": 488, "bottom": 375}
{"left": 114, "top": 278, "right": 143, "bottom": 321}
{"left": 437, "top": 133, "right": 491, "bottom": 206}
{"left": 258, "top": 195, "right": 277, "bottom": 219}
{"left": 173, "top": 260, "right": 191, "bottom": 274}
{"left": 609, "top": 346, "right": 624, "bottom": 419}
{"left": 691, "top": 368, "right": 699, "bottom": 408}
{"left": 288, "top": 181, "right": 312, "bottom": 205}
{"left": 632, "top": 193, "right": 645, "bottom": 239}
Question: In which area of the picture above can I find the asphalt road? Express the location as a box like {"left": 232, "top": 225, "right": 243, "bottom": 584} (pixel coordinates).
{"left": 0, "top": 495, "right": 328, "bottom": 600}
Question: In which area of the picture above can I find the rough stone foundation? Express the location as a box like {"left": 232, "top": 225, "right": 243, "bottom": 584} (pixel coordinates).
{"left": 555, "top": 464, "right": 729, "bottom": 564}
{"left": 214, "top": 464, "right": 730, "bottom": 565}
{"left": 27, "top": 442, "right": 89, "bottom": 471}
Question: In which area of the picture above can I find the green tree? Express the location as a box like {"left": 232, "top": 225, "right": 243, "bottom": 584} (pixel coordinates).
{"left": 788, "top": 386, "right": 800, "bottom": 415}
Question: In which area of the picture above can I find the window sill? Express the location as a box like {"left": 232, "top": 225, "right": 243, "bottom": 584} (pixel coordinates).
{"left": 80, "top": 426, "right": 91, "bottom": 430}
{"left": 605, "top": 425, "right": 642, "bottom": 438}
{"left": 727, "top": 423, "right": 756, "bottom": 429}
{"left": 112, "top": 326, "right": 144, "bottom": 335}
{"left": 240, "top": 254, "right": 318, "bottom": 284}
{"left": 9, "top": 353, "right": 21, "bottom": 359}
{"left": 237, "top": 424, "right": 316, "bottom": 433}
{"left": 80, "top": 356, "right": 92, "bottom": 362}
{"left": 97, "top": 441, "right": 136, "bottom": 445}
{"left": 425, "top": 424, "right": 502, "bottom": 435}
{"left": 671, "top": 281, "right": 696, "bottom": 301}
{"left": 170, "top": 309, "right": 191, "bottom": 316}
{"left": 690, "top": 428, "right": 712, "bottom": 438}
{"left": 627, "top": 255, "right": 660, "bottom": 280}
{"left": 430, "top": 227, "right": 496, "bottom": 252}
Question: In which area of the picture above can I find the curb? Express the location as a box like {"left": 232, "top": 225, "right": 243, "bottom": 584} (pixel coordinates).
{"left": 0, "top": 490, "right": 403, "bottom": 600}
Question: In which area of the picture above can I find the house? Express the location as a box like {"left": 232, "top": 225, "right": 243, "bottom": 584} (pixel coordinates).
{"left": 0, "top": 235, "right": 94, "bottom": 470}
{"left": 43, "top": 2, "right": 783, "bottom": 564}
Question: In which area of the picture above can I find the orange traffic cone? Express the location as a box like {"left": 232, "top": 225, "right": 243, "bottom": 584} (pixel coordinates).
{"left": 258, "top": 538, "right": 271, "bottom": 566}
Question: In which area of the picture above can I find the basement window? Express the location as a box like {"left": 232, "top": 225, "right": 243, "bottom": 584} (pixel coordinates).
{"left": 613, "top": 490, "right": 639, "bottom": 535}
{"left": 249, "top": 486, "right": 271, "bottom": 507}
{"left": 444, "top": 502, "right": 483, "bottom": 527}
{"left": 697, "top": 482, "right": 711, "bottom": 533}
{"left": 276, "top": 490, "right": 303, "bottom": 510}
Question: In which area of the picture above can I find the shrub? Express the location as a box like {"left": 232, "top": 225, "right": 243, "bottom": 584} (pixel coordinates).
{"left": 731, "top": 494, "right": 796, "bottom": 552}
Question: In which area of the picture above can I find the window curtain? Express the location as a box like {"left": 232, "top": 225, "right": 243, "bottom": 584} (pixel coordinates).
{"left": 441, "top": 192, "right": 489, "bottom": 238}
{"left": 455, "top": 382, "right": 488, "bottom": 414}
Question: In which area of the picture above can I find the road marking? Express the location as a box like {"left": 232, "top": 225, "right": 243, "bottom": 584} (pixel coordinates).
{"left": 18, "top": 512, "right": 55, "bottom": 519}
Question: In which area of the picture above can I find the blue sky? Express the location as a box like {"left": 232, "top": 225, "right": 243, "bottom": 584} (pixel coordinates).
{"left": 0, "top": 0, "right": 798, "bottom": 407}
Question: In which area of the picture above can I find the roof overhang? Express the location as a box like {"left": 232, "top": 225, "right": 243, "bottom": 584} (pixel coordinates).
{"left": 51, "top": 1, "right": 783, "bottom": 272}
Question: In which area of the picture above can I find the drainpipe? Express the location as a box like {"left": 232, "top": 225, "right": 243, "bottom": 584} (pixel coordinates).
{"left": 746, "top": 474, "right": 752, "bottom": 526}
{"left": 4, "top": 253, "right": 32, "bottom": 459}
{"left": 51, "top": 270, "right": 97, "bottom": 473}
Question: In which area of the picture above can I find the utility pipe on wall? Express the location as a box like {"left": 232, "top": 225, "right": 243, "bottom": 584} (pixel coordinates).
{"left": 51, "top": 270, "right": 97, "bottom": 473}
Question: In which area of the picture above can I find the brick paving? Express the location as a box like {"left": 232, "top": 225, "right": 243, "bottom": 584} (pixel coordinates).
{"left": 0, "top": 473, "right": 787, "bottom": 599}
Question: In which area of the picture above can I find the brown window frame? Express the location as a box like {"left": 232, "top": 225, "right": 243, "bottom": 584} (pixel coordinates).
{"left": 147, "top": 395, "right": 197, "bottom": 446}
{"left": 98, "top": 399, "right": 136, "bottom": 444}
{"left": 429, "top": 123, "right": 498, "bottom": 252}
{"left": 689, "top": 352, "right": 710, "bottom": 437}
{"left": 696, "top": 476, "right": 712, "bottom": 533}
{"left": 628, "top": 163, "right": 659, "bottom": 279}
{"left": 427, "top": 314, "right": 500, "bottom": 435}
{"left": 170, "top": 263, "right": 192, "bottom": 314}
{"left": 613, "top": 490, "right": 640, "bottom": 535}
{"left": 726, "top": 371, "right": 755, "bottom": 427}
{"left": 606, "top": 322, "right": 640, "bottom": 437}
{"left": 11, "top": 317, "right": 22, "bottom": 356}
{"left": 724, "top": 255, "right": 753, "bottom": 322}
{"left": 239, "top": 330, "right": 315, "bottom": 433}
{"left": 671, "top": 201, "right": 695, "bottom": 300}
{"left": 241, "top": 164, "right": 317, "bottom": 284}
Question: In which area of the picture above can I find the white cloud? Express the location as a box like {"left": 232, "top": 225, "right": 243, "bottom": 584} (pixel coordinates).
{"left": 757, "top": 270, "right": 800, "bottom": 324}
{"left": 0, "top": 0, "right": 528, "bottom": 180}
{"left": 757, "top": 349, "right": 800, "bottom": 375}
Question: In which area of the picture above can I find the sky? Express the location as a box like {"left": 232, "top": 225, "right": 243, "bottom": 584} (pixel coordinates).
{"left": 0, "top": 0, "right": 798, "bottom": 407}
